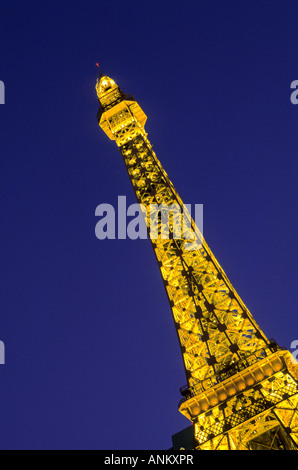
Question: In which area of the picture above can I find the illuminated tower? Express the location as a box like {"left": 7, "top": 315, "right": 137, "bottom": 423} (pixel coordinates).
{"left": 95, "top": 72, "right": 298, "bottom": 450}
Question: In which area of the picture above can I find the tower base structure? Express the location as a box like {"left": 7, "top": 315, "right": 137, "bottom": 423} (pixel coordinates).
{"left": 171, "top": 426, "right": 194, "bottom": 450}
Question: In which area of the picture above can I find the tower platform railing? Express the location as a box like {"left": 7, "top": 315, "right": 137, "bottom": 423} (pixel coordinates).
{"left": 178, "top": 339, "right": 284, "bottom": 406}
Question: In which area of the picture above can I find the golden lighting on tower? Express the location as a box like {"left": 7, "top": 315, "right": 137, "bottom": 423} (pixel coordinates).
{"left": 95, "top": 70, "right": 298, "bottom": 450}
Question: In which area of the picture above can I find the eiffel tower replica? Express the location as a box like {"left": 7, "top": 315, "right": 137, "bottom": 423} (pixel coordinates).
{"left": 95, "top": 70, "right": 298, "bottom": 450}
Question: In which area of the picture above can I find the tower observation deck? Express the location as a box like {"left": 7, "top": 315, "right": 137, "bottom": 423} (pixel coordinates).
{"left": 95, "top": 72, "right": 298, "bottom": 450}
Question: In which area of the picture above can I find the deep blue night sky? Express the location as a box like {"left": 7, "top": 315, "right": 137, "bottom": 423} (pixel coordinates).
{"left": 0, "top": 0, "right": 297, "bottom": 450}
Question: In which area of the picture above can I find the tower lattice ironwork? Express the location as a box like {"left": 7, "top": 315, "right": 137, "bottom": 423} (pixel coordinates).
{"left": 95, "top": 72, "right": 298, "bottom": 450}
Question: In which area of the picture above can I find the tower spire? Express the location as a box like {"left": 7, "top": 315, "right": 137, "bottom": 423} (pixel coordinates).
{"left": 95, "top": 72, "right": 298, "bottom": 450}
{"left": 95, "top": 62, "right": 103, "bottom": 78}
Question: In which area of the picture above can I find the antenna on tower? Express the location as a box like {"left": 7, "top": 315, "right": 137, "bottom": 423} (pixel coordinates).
{"left": 95, "top": 63, "right": 103, "bottom": 78}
